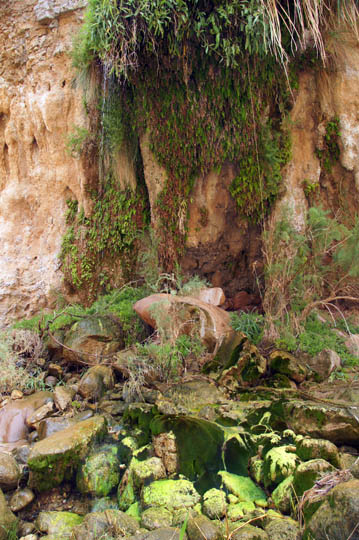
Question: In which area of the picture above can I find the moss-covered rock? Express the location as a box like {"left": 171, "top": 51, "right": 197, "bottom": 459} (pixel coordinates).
{"left": 219, "top": 342, "right": 266, "bottom": 388}
{"left": 249, "top": 457, "right": 265, "bottom": 485}
{"left": 218, "top": 471, "right": 267, "bottom": 506}
{"left": 35, "top": 511, "right": 83, "bottom": 538}
{"left": 126, "top": 527, "right": 188, "bottom": 540}
{"left": 304, "top": 479, "right": 359, "bottom": 540}
{"left": 264, "top": 517, "right": 300, "bottom": 540}
{"left": 230, "top": 524, "right": 269, "bottom": 540}
{"left": 271, "top": 475, "right": 294, "bottom": 514}
{"left": 269, "top": 351, "right": 307, "bottom": 383}
{"left": 293, "top": 459, "right": 335, "bottom": 498}
{"left": 142, "top": 479, "right": 201, "bottom": 510}
{"left": 187, "top": 514, "right": 222, "bottom": 540}
{"left": 296, "top": 438, "right": 340, "bottom": 467}
{"left": 90, "top": 497, "right": 118, "bottom": 512}
{"left": 28, "top": 416, "right": 107, "bottom": 492}
{"left": 71, "top": 509, "right": 140, "bottom": 540}
{"left": 282, "top": 400, "right": 359, "bottom": 444}
{"left": 76, "top": 444, "right": 121, "bottom": 496}
{"left": 202, "top": 488, "right": 227, "bottom": 519}
{"left": 118, "top": 473, "right": 136, "bottom": 511}
{"left": 63, "top": 315, "right": 124, "bottom": 364}
{"left": 263, "top": 446, "right": 300, "bottom": 487}
{"left": 132, "top": 457, "right": 166, "bottom": 488}
{"left": 141, "top": 507, "right": 172, "bottom": 530}
{"left": 227, "top": 501, "right": 256, "bottom": 520}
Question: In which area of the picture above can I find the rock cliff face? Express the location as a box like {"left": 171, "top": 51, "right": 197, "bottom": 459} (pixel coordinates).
{"left": 0, "top": 2, "right": 359, "bottom": 325}
{"left": 0, "top": 0, "right": 88, "bottom": 324}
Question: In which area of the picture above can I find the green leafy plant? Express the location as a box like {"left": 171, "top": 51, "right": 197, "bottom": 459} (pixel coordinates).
{"left": 66, "top": 125, "right": 94, "bottom": 158}
{"left": 230, "top": 312, "right": 264, "bottom": 345}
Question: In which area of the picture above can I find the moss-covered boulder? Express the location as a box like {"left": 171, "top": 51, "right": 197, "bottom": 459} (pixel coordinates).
{"left": 63, "top": 315, "right": 124, "bottom": 364}
{"left": 35, "top": 511, "right": 83, "bottom": 538}
{"left": 76, "top": 444, "right": 121, "bottom": 496}
{"left": 293, "top": 459, "right": 335, "bottom": 498}
{"left": 304, "top": 479, "right": 359, "bottom": 540}
{"left": 187, "top": 515, "right": 222, "bottom": 540}
{"left": 263, "top": 446, "right": 300, "bottom": 488}
{"left": 142, "top": 479, "right": 201, "bottom": 510}
{"left": 296, "top": 437, "right": 340, "bottom": 467}
{"left": 71, "top": 509, "right": 140, "bottom": 540}
{"left": 28, "top": 416, "right": 107, "bottom": 492}
{"left": 282, "top": 400, "right": 359, "bottom": 444}
{"left": 202, "top": 488, "right": 227, "bottom": 519}
{"left": 264, "top": 517, "right": 300, "bottom": 540}
{"left": 227, "top": 501, "right": 256, "bottom": 520}
{"left": 219, "top": 342, "right": 266, "bottom": 388}
{"left": 249, "top": 457, "right": 265, "bottom": 485}
{"left": 132, "top": 457, "right": 166, "bottom": 488}
{"left": 218, "top": 471, "right": 267, "bottom": 507}
{"left": 269, "top": 351, "right": 307, "bottom": 383}
{"left": 141, "top": 507, "right": 173, "bottom": 530}
{"left": 0, "top": 488, "right": 17, "bottom": 540}
{"left": 271, "top": 475, "right": 294, "bottom": 514}
{"left": 126, "top": 527, "right": 188, "bottom": 540}
{"left": 230, "top": 524, "right": 269, "bottom": 540}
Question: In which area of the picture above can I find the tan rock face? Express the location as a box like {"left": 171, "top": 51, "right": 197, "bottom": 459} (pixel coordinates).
{"left": 0, "top": 0, "right": 88, "bottom": 326}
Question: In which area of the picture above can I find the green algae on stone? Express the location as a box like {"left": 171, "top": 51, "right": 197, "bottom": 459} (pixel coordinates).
{"left": 296, "top": 438, "right": 340, "bottom": 467}
{"left": 264, "top": 517, "right": 300, "bottom": 540}
{"left": 132, "top": 456, "right": 166, "bottom": 488}
{"left": 118, "top": 474, "right": 136, "bottom": 511}
{"left": 71, "top": 509, "right": 140, "bottom": 540}
{"left": 28, "top": 416, "right": 107, "bottom": 492}
{"left": 141, "top": 507, "right": 173, "bottom": 530}
{"left": 249, "top": 457, "right": 265, "bottom": 485}
{"left": 202, "top": 488, "right": 227, "bottom": 519}
{"left": 304, "top": 479, "right": 359, "bottom": 540}
{"left": 218, "top": 471, "right": 267, "bottom": 506}
{"left": 126, "top": 501, "right": 142, "bottom": 521}
{"left": 230, "top": 523, "right": 269, "bottom": 540}
{"left": 142, "top": 479, "right": 201, "bottom": 510}
{"left": 227, "top": 501, "right": 256, "bottom": 521}
{"left": 269, "top": 351, "right": 307, "bottom": 383}
{"left": 293, "top": 459, "right": 335, "bottom": 498}
{"left": 271, "top": 475, "right": 294, "bottom": 514}
{"left": 263, "top": 446, "right": 300, "bottom": 487}
{"left": 35, "top": 511, "right": 83, "bottom": 537}
{"left": 77, "top": 445, "right": 121, "bottom": 496}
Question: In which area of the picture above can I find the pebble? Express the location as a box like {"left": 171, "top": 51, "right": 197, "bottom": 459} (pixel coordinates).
{"left": 10, "top": 487, "right": 35, "bottom": 512}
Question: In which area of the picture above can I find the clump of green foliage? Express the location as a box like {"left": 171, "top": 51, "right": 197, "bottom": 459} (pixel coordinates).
{"left": 315, "top": 117, "right": 341, "bottom": 173}
{"left": 60, "top": 175, "right": 149, "bottom": 298}
{"left": 230, "top": 311, "right": 264, "bottom": 345}
{"left": 14, "top": 286, "right": 150, "bottom": 348}
{"left": 276, "top": 313, "right": 358, "bottom": 366}
{"left": 263, "top": 205, "right": 359, "bottom": 345}
{"left": 66, "top": 126, "right": 94, "bottom": 158}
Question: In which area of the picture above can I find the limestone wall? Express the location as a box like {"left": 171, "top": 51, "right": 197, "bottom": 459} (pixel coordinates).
{"left": 0, "top": 0, "right": 88, "bottom": 324}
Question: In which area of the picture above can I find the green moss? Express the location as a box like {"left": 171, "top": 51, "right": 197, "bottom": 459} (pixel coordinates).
{"left": 141, "top": 479, "right": 201, "bottom": 510}
{"left": 218, "top": 471, "right": 267, "bottom": 506}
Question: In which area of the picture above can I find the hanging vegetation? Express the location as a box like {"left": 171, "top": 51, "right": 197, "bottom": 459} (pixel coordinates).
{"left": 65, "top": 0, "right": 359, "bottom": 283}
